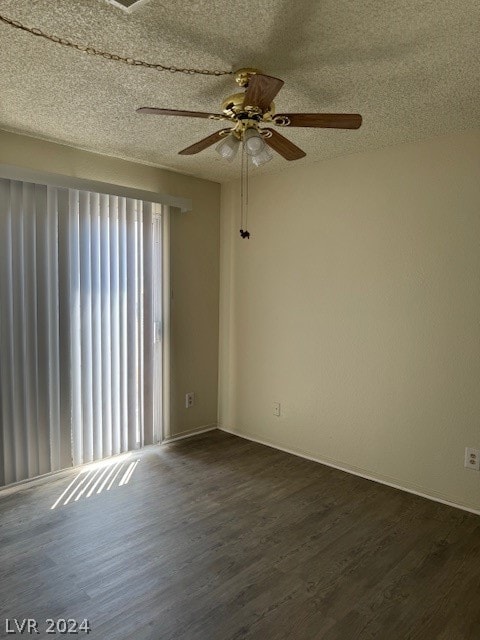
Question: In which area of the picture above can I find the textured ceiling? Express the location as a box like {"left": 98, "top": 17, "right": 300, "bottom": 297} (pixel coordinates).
{"left": 1, "top": 0, "right": 479, "bottom": 183}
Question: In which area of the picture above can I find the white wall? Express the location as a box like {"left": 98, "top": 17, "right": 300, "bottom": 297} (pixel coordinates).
{"left": 0, "top": 129, "right": 221, "bottom": 438}
{"left": 219, "top": 130, "right": 480, "bottom": 512}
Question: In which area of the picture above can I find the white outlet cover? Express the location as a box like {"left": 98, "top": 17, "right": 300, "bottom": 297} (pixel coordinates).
{"left": 464, "top": 447, "right": 480, "bottom": 471}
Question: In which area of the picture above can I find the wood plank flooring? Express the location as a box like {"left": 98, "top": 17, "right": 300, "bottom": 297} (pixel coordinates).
{"left": 0, "top": 430, "right": 479, "bottom": 640}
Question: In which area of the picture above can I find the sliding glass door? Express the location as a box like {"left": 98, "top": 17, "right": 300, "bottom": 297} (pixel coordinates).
{"left": 0, "top": 178, "right": 163, "bottom": 487}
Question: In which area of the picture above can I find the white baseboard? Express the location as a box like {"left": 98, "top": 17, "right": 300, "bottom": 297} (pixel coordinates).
{"left": 218, "top": 426, "right": 480, "bottom": 517}
{"left": 163, "top": 424, "right": 217, "bottom": 444}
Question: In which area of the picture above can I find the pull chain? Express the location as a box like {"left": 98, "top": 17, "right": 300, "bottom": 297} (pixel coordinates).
{"left": 240, "top": 144, "right": 244, "bottom": 232}
{"left": 239, "top": 143, "right": 250, "bottom": 239}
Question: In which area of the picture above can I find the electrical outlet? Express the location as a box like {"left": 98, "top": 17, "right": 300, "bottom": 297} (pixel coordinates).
{"left": 273, "top": 402, "right": 281, "bottom": 417}
{"left": 464, "top": 447, "right": 480, "bottom": 471}
{"left": 185, "top": 392, "right": 195, "bottom": 409}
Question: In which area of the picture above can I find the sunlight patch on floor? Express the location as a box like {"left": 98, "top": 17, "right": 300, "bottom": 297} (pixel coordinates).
{"left": 51, "top": 454, "right": 140, "bottom": 509}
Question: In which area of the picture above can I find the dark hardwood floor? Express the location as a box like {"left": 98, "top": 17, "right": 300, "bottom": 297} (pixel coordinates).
{"left": 0, "top": 430, "right": 479, "bottom": 640}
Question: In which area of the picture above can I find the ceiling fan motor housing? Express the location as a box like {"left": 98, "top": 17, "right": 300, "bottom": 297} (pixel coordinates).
{"left": 221, "top": 93, "right": 275, "bottom": 120}
{"left": 221, "top": 68, "right": 275, "bottom": 121}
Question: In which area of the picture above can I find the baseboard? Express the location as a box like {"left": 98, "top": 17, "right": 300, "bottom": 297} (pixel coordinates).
{"left": 0, "top": 426, "right": 216, "bottom": 496}
{"left": 218, "top": 426, "right": 480, "bottom": 517}
{"left": 163, "top": 424, "right": 217, "bottom": 444}
{"left": 0, "top": 447, "right": 155, "bottom": 496}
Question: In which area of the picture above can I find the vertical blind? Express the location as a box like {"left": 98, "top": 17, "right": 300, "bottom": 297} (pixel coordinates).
{"left": 0, "top": 178, "right": 157, "bottom": 487}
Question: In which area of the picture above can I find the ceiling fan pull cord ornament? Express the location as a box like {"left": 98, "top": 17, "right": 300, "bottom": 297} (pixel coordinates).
{"left": 0, "top": 13, "right": 232, "bottom": 76}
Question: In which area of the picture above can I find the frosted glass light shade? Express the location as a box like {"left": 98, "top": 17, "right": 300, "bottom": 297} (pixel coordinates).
{"left": 251, "top": 145, "right": 273, "bottom": 167}
{"left": 215, "top": 134, "right": 240, "bottom": 161}
{"left": 244, "top": 128, "right": 266, "bottom": 156}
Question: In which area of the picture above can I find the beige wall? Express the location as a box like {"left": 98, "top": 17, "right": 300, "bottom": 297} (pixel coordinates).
{"left": 0, "top": 129, "right": 220, "bottom": 438}
{"left": 219, "top": 130, "right": 480, "bottom": 512}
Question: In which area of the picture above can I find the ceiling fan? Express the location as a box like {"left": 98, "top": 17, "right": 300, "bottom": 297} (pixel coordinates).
{"left": 137, "top": 68, "right": 362, "bottom": 166}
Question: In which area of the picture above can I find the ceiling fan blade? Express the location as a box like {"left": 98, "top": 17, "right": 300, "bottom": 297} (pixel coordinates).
{"left": 137, "top": 107, "right": 226, "bottom": 119}
{"left": 274, "top": 113, "right": 362, "bottom": 129}
{"left": 263, "top": 128, "right": 306, "bottom": 161}
{"left": 178, "top": 129, "right": 232, "bottom": 155}
{"left": 243, "top": 74, "right": 284, "bottom": 112}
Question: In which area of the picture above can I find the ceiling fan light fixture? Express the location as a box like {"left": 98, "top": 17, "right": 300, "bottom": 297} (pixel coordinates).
{"left": 243, "top": 127, "right": 265, "bottom": 157}
{"left": 251, "top": 145, "right": 273, "bottom": 167}
{"left": 215, "top": 133, "right": 240, "bottom": 161}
